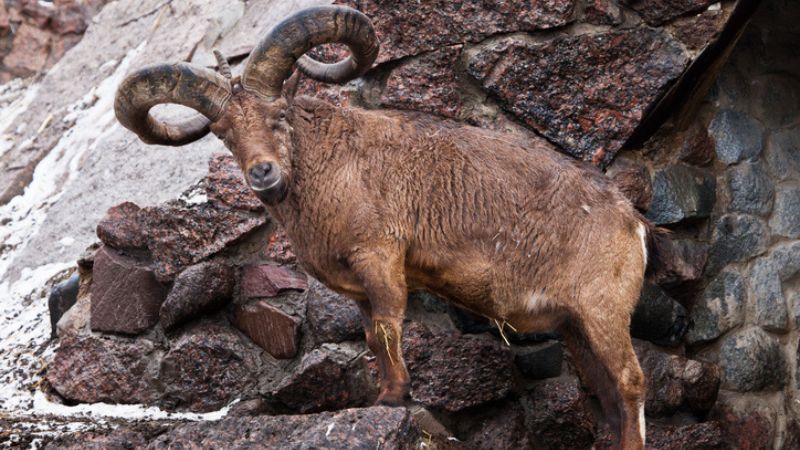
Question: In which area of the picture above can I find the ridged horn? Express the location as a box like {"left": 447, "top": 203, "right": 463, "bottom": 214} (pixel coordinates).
{"left": 114, "top": 63, "right": 231, "bottom": 146}
{"left": 242, "top": 5, "right": 378, "bottom": 97}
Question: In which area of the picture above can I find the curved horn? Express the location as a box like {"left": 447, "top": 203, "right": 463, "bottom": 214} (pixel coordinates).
{"left": 214, "top": 50, "right": 233, "bottom": 79}
{"left": 242, "top": 6, "right": 378, "bottom": 97}
{"left": 114, "top": 63, "right": 231, "bottom": 146}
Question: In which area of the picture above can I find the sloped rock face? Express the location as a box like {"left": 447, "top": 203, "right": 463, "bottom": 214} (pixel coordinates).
{"left": 467, "top": 29, "right": 688, "bottom": 163}
{"left": 524, "top": 377, "right": 596, "bottom": 450}
{"left": 159, "top": 261, "right": 235, "bottom": 330}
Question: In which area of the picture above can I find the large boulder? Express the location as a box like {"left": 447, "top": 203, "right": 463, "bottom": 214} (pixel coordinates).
{"left": 306, "top": 280, "right": 364, "bottom": 344}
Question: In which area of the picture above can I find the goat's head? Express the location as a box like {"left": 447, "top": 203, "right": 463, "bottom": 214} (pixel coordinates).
{"left": 114, "top": 6, "right": 378, "bottom": 204}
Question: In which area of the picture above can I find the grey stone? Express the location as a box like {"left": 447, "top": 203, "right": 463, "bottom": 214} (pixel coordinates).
{"left": 726, "top": 161, "right": 774, "bottom": 216}
{"left": 686, "top": 271, "right": 745, "bottom": 345}
{"left": 306, "top": 280, "right": 364, "bottom": 344}
{"left": 751, "top": 73, "right": 800, "bottom": 128}
{"left": 631, "top": 283, "right": 688, "bottom": 346}
{"left": 769, "top": 187, "right": 800, "bottom": 239}
{"left": 790, "top": 292, "right": 800, "bottom": 329}
{"left": 773, "top": 241, "right": 800, "bottom": 281}
{"left": 707, "top": 214, "right": 769, "bottom": 274}
{"left": 765, "top": 128, "right": 800, "bottom": 181}
{"left": 646, "top": 164, "right": 716, "bottom": 225}
{"left": 514, "top": 341, "right": 563, "bottom": 379}
{"left": 719, "top": 327, "right": 786, "bottom": 392}
{"left": 709, "top": 110, "right": 764, "bottom": 164}
{"left": 751, "top": 258, "right": 789, "bottom": 333}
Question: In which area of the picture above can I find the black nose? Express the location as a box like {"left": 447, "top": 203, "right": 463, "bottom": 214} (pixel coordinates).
{"left": 248, "top": 162, "right": 281, "bottom": 190}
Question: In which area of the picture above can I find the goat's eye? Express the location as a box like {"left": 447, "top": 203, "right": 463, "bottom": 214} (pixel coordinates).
{"left": 279, "top": 111, "right": 286, "bottom": 119}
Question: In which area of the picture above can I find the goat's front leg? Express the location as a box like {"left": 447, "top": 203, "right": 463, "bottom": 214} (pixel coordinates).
{"left": 350, "top": 248, "right": 410, "bottom": 406}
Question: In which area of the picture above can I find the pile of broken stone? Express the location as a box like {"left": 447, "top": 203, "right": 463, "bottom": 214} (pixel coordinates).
{"left": 40, "top": 153, "right": 743, "bottom": 449}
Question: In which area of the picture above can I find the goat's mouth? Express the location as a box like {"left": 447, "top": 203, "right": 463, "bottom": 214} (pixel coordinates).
{"left": 249, "top": 174, "right": 288, "bottom": 205}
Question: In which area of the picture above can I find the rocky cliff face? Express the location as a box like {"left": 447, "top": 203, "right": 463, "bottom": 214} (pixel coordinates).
{"left": 0, "top": 0, "right": 797, "bottom": 448}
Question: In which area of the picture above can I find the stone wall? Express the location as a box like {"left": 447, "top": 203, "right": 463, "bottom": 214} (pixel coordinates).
{"left": 2, "top": 0, "right": 797, "bottom": 448}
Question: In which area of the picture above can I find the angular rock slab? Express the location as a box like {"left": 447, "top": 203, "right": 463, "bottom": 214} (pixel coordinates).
{"left": 631, "top": 283, "right": 688, "bottom": 347}
{"left": 241, "top": 264, "right": 308, "bottom": 299}
{"left": 624, "top": 0, "right": 716, "bottom": 26}
{"left": 402, "top": 323, "right": 514, "bottom": 412}
{"left": 233, "top": 299, "right": 302, "bottom": 359}
{"left": 646, "top": 164, "right": 716, "bottom": 225}
{"left": 634, "top": 340, "right": 720, "bottom": 417}
{"left": 159, "top": 261, "right": 235, "bottom": 330}
{"left": 205, "top": 154, "right": 264, "bottom": 212}
{"left": 468, "top": 29, "right": 688, "bottom": 163}
{"left": 306, "top": 279, "right": 364, "bottom": 344}
{"left": 524, "top": 377, "right": 596, "bottom": 450}
{"left": 159, "top": 322, "right": 260, "bottom": 412}
{"left": 686, "top": 271, "right": 745, "bottom": 344}
{"left": 719, "top": 327, "right": 786, "bottom": 392}
{"left": 146, "top": 406, "right": 421, "bottom": 449}
{"left": 336, "top": 0, "right": 576, "bottom": 63}
{"left": 47, "top": 335, "right": 159, "bottom": 405}
{"left": 90, "top": 246, "right": 167, "bottom": 335}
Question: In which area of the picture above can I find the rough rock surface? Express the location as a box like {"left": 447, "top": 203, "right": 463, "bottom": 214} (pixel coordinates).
{"left": 709, "top": 109, "right": 764, "bottom": 164}
{"left": 635, "top": 340, "right": 720, "bottom": 416}
{"left": 707, "top": 214, "right": 769, "bottom": 274}
{"left": 726, "top": 161, "right": 774, "bottom": 216}
{"left": 631, "top": 283, "right": 688, "bottom": 347}
{"left": 47, "top": 335, "right": 158, "bottom": 405}
{"left": 232, "top": 299, "right": 302, "bottom": 359}
{"left": 750, "top": 257, "right": 789, "bottom": 332}
{"left": 90, "top": 246, "right": 167, "bottom": 335}
{"left": 648, "top": 238, "right": 708, "bottom": 287}
{"left": 95, "top": 201, "right": 148, "bottom": 250}
{"left": 159, "top": 322, "right": 260, "bottom": 412}
{"left": 336, "top": 0, "right": 576, "bottom": 63}
{"left": 686, "top": 271, "right": 745, "bottom": 344}
{"left": 646, "top": 164, "right": 716, "bottom": 225}
{"left": 205, "top": 154, "right": 264, "bottom": 212}
{"left": 524, "top": 377, "right": 596, "bottom": 449}
{"left": 147, "top": 406, "right": 421, "bottom": 449}
{"left": 468, "top": 29, "right": 688, "bottom": 162}
{"left": 718, "top": 327, "right": 786, "bottom": 392}
{"left": 402, "top": 323, "right": 514, "bottom": 412}
{"left": 625, "top": 0, "right": 716, "bottom": 26}
{"left": 240, "top": 264, "right": 308, "bottom": 299}
{"left": 306, "top": 280, "right": 363, "bottom": 344}
{"left": 463, "top": 402, "right": 533, "bottom": 450}
{"left": 159, "top": 261, "right": 235, "bottom": 330}
{"left": 646, "top": 422, "right": 728, "bottom": 450}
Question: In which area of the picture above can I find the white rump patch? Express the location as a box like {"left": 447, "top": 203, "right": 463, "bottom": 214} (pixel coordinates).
{"left": 637, "top": 223, "right": 648, "bottom": 267}
{"left": 525, "top": 291, "right": 552, "bottom": 313}
{"left": 639, "top": 402, "right": 646, "bottom": 444}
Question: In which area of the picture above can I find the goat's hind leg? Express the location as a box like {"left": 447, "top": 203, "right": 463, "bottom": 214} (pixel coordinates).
{"left": 349, "top": 247, "right": 410, "bottom": 406}
{"left": 561, "top": 311, "right": 645, "bottom": 450}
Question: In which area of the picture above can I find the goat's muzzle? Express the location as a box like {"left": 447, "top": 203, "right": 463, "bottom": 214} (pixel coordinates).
{"left": 248, "top": 162, "right": 287, "bottom": 205}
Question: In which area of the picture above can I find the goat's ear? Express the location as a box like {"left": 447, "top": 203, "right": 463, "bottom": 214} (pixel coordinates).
{"left": 282, "top": 69, "right": 301, "bottom": 104}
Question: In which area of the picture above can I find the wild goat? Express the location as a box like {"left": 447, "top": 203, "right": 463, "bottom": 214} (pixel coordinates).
{"left": 115, "top": 6, "right": 661, "bottom": 449}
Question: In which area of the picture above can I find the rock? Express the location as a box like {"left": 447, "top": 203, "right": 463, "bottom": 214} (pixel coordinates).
{"left": 648, "top": 238, "right": 708, "bottom": 287}
{"left": 95, "top": 202, "right": 147, "bottom": 250}
{"left": 232, "top": 299, "right": 302, "bottom": 359}
{"left": 625, "top": 0, "right": 716, "bottom": 26}
{"left": 769, "top": 186, "right": 800, "bottom": 239}
{"left": 48, "top": 272, "right": 80, "bottom": 338}
{"left": 584, "top": 0, "right": 622, "bottom": 25}
{"left": 402, "top": 322, "right": 514, "bottom": 412}
{"left": 772, "top": 241, "right": 800, "bottom": 281}
{"left": 751, "top": 73, "right": 800, "bottom": 128}
{"left": 3, "top": 24, "right": 53, "bottom": 77}
{"left": 750, "top": 258, "right": 789, "bottom": 333}
{"left": 240, "top": 264, "right": 308, "bottom": 299}
{"left": 678, "top": 122, "right": 716, "bottom": 166}
{"left": 714, "top": 406, "right": 775, "bottom": 450}
{"left": 514, "top": 341, "right": 563, "bottom": 380}
{"left": 464, "top": 401, "right": 533, "bottom": 450}
{"left": 47, "top": 335, "right": 158, "bottom": 405}
{"left": 160, "top": 322, "right": 260, "bottom": 412}
{"left": 631, "top": 283, "right": 688, "bottom": 347}
{"left": 764, "top": 128, "right": 800, "bottom": 181}
{"left": 608, "top": 162, "right": 652, "bottom": 211}
{"left": 634, "top": 340, "right": 720, "bottom": 416}
{"left": 719, "top": 327, "right": 786, "bottom": 392}
{"left": 381, "top": 45, "right": 464, "bottom": 120}
{"left": 264, "top": 227, "right": 297, "bottom": 264}
{"left": 44, "top": 428, "right": 153, "bottom": 450}
{"left": 336, "top": 0, "right": 576, "bottom": 63}
{"left": 670, "top": 9, "right": 726, "bottom": 51}
{"left": 524, "top": 377, "right": 596, "bottom": 449}
{"left": 159, "top": 261, "right": 235, "bottom": 330}
{"left": 142, "top": 202, "right": 266, "bottom": 282}
{"left": 468, "top": 29, "right": 687, "bottom": 163}
{"left": 709, "top": 109, "right": 764, "bottom": 164}
{"left": 726, "top": 161, "right": 774, "bottom": 216}
{"left": 306, "top": 280, "right": 363, "bottom": 344}
{"left": 272, "top": 344, "right": 371, "bottom": 413}
{"left": 706, "top": 214, "right": 768, "bottom": 274}
{"left": 646, "top": 164, "right": 716, "bottom": 225}
{"left": 56, "top": 293, "right": 91, "bottom": 337}
{"left": 205, "top": 154, "right": 263, "bottom": 212}
{"left": 225, "top": 398, "right": 271, "bottom": 417}
{"left": 646, "top": 422, "right": 727, "bottom": 450}
{"left": 146, "top": 406, "right": 421, "bottom": 449}
{"left": 90, "top": 246, "right": 168, "bottom": 335}
{"left": 686, "top": 271, "right": 745, "bottom": 344}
